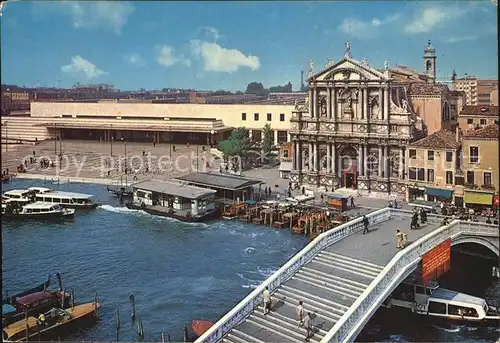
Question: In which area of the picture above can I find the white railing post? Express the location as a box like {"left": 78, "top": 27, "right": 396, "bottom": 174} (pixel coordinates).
{"left": 195, "top": 208, "right": 391, "bottom": 343}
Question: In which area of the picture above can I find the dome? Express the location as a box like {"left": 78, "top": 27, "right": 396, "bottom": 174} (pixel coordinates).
{"left": 424, "top": 40, "right": 435, "bottom": 55}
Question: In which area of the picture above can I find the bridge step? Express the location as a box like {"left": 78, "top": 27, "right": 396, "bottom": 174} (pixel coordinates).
{"left": 302, "top": 266, "right": 369, "bottom": 288}
{"left": 222, "top": 337, "right": 240, "bottom": 343}
{"left": 255, "top": 305, "right": 329, "bottom": 336}
{"left": 281, "top": 284, "right": 350, "bottom": 311}
{"left": 293, "top": 273, "right": 359, "bottom": 299}
{"left": 273, "top": 293, "right": 340, "bottom": 322}
{"left": 250, "top": 312, "right": 322, "bottom": 343}
{"left": 298, "top": 268, "right": 366, "bottom": 294}
{"left": 289, "top": 274, "right": 358, "bottom": 307}
{"left": 230, "top": 328, "right": 266, "bottom": 343}
{"left": 274, "top": 288, "right": 343, "bottom": 319}
{"left": 318, "top": 252, "right": 384, "bottom": 274}
{"left": 314, "top": 256, "right": 380, "bottom": 278}
{"left": 247, "top": 317, "right": 309, "bottom": 343}
{"left": 320, "top": 251, "right": 385, "bottom": 270}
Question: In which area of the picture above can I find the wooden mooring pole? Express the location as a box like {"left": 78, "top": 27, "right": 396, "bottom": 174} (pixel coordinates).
{"left": 129, "top": 294, "right": 136, "bottom": 321}
{"left": 183, "top": 326, "right": 188, "bottom": 342}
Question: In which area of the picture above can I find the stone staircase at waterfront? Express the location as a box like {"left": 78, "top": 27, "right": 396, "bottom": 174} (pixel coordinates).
{"left": 221, "top": 252, "right": 384, "bottom": 343}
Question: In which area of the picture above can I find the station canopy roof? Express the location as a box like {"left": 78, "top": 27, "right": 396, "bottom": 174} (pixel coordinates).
{"left": 174, "top": 172, "right": 265, "bottom": 191}
{"left": 132, "top": 179, "right": 216, "bottom": 200}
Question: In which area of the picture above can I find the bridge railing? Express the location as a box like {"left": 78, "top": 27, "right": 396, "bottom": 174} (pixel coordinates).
{"left": 322, "top": 216, "right": 498, "bottom": 343}
{"left": 195, "top": 207, "right": 391, "bottom": 343}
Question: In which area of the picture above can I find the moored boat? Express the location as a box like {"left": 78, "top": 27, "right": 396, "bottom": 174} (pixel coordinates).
{"left": 2, "top": 189, "right": 34, "bottom": 205}
{"left": 107, "top": 185, "right": 133, "bottom": 198}
{"left": 2, "top": 301, "right": 100, "bottom": 342}
{"left": 2, "top": 202, "right": 75, "bottom": 220}
{"left": 191, "top": 319, "right": 214, "bottom": 338}
{"left": 34, "top": 191, "right": 100, "bottom": 209}
{"left": 3, "top": 276, "right": 51, "bottom": 306}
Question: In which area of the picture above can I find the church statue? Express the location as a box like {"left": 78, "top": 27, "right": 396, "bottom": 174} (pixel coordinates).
{"left": 346, "top": 95, "right": 353, "bottom": 109}
{"left": 361, "top": 57, "right": 368, "bottom": 67}
{"left": 325, "top": 58, "right": 334, "bottom": 69}
{"left": 402, "top": 99, "right": 408, "bottom": 112}
{"left": 294, "top": 98, "right": 299, "bottom": 109}
{"left": 384, "top": 58, "right": 389, "bottom": 71}
{"left": 344, "top": 41, "right": 351, "bottom": 59}
{"left": 308, "top": 60, "right": 314, "bottom": 78}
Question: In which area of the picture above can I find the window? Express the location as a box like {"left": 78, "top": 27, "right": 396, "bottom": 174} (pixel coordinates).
{"left": 283, "top": 150, "right": 289, "bottom": 158}
{"left": 448, "top": 305, "right": 479, "bottom": 318}
{"left": 267, "top": 113, "right": 272, "bottom": 121}
{"left": 446, "top": 151, "right": 453, "bottom": 162}
{"left": 409, "top": 168, "right": 417, "bottom": 180}
{"left": 241, "top": 113, "right": 246, "bottom": 121}
{"left": 455, "top": 176, "right": 464, "bottom": 186}
{"left": 450, "top": 105, "right": 456, "bottom": 110}
{"left": 466, "top": 171, "right": 475, "bottom": 184}
{"left": 409, "top": 149, "right": 416, "bottom": 159}
{"left": 469, "top": 146, "right": 479, "bottom": 163}
{"left": 417, "top": 168, "right": 425, "bottom": 181}
{"left": 280, "top": 113, "right": 285, "bottom": 122}
{"left": 254, "top": 113, "right": 259, "bottom": 121}
{"left": 277, "top": 130, "right": 288, "bottom": 144}
{"left": 428, "top": 150, "right": 434, "bottom": 161}
{"left": 428, "top": 301, "right": 447, "bottom": 314}
{"left": 427, "top": 169, "right": 435, "bottom": 182}
{"left": 480, "top": 119, "right": 486, "bottom": 125}
{"left": 446, "top": 171, "right": 453, "bottom": 185}
{"left": 484, "top": 172, "right": 492, "bottom": 186}
{"left": 467, "top": 119, "right": 473, "bottom": 124}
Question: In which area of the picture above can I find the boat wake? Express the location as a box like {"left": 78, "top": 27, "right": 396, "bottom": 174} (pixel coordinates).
{"left": 432, "top": 324, "right": 461, "bottom": 333}
{"left": 237, "top": 272, "right": 262, "bottom": 290}
{"left": 99, "top": 204, "right": 145, "bottom": 215}
{"left": 257, "top": 267, "right": 277, "bottom": 278}
{"left": 244, "top": 247, "right": 256, "bottom": 254}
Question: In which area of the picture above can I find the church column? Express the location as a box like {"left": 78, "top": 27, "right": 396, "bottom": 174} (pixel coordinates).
{"left": 378, "top": 88, "right": 383, "bottom": 120}
{"left": 326, "top": 143, "right": 331, "bottom": 173}
{"left": 384, "top": 146, "right": 389, "bottom": 178}
{"left": 331, "top": 143, "right": 336, "bottom": 176}
{"left": 313, "top": 142, "right": 318, "bottom": 172}
{"left": 383, "top": 87, "right": 389, "bottom": 120}
{"left": 378, "top": 145, "right": 383, "bottom": 176}
{"left": 274, "top": 130, "right": 279, "bottom": 146}
{"left": 292, "top": 141, "right": 297, "bottom": 171}
{"left": 309, "top": 88, "right": 313, "bottom": 116}
{"left": 308, "top": 142, "right": 313, "bottom": 171}
{"left": 358, "top": 145, "right": 363, "bottom": 177}
{"left": 312, "top": 87, "right": 318, "bottom": 119}
{"left": 363, "top": 145, "right": 368, "bottom": 177}
{"left": 297, "top": 142, "right": 302, "bottom": 172}
{"left": 332, "top": 88, "right": 337, "bottom": 119}
{"left": 363, "top": 88, "right": 368, "bottom": 120}
{"left": 398, "top": 147, "right": 404, "bottom": 179}
{"left": 327, "top": 88, "right": 332, "bottom": 119}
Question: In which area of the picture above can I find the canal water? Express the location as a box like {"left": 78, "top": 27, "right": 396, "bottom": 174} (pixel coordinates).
{"left": 2, "top": 179, "right": 498, "bottom": 342}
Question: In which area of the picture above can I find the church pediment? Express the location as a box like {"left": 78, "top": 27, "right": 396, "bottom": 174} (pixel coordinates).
{"left": 311, "top": 59, "right": 389, "bottom": 82}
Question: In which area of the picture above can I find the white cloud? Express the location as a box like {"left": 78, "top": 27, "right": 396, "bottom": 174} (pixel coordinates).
{"left": 190, "top": 40, "right": 260, "bottom": 73}
{"left": 446, "top": 36, "right": 478, "bottom": 43}
{"left": 156, "top": 45, "right": 191, "bottom": 68}
{"left": 39, "top": 1, "right": 134, "bottom": 34}
{"left": 203, "top": 26, "right": 221, "bottom": 41}
{"left": 404, "top": 6, "right": 467, "bottom": 34}
{"left": 339, "top": 14, "right": 399, "bottom": 38}
{"left": 125, "top": 53, "right": 145, "bottom": 67}
{"left": 61, "top": 56, "right": 108, "bottom": 80}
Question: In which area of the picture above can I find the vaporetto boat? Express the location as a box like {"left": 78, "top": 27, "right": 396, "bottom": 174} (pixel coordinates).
{"left": 1, "top": 202, "right": 75, "bottom": 220}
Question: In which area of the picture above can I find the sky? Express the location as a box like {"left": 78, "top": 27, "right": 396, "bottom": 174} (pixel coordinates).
{"left": 1, "top": 1, "right": 498, "bottom": 92}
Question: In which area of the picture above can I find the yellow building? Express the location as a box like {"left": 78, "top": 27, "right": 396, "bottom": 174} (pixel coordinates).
{"left": 406, "top": 130, "right": 462, "bottom": 204}
{"left": 462, "top": 124, "right": 499, "bottom": 209}
{"left": 458, "top": 105, "right": 498, "bottom": 133}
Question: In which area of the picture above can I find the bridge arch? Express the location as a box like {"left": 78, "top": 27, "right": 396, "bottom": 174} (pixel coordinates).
{"left": 451, "top": 236, "right": 499, "bottom": 257}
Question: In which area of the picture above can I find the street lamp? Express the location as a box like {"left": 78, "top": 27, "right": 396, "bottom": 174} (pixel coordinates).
{"left": 210, "top": 129, "right": 215, "bottom": 148}
{"left": 110, "top": 136, "right": 114, "bottom": 156}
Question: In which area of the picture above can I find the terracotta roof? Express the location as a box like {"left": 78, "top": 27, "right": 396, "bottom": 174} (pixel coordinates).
{"left": 460, "top": 105, "right": 498, "bottom": 116}
{"left": 408, "top": 82, "right": 447, "bottom": 96}
{"left": 464, "top": 124, "right": 499, "bottom": 139}
{"left": 410, "top": 130, "right": 460, "bottom": 149}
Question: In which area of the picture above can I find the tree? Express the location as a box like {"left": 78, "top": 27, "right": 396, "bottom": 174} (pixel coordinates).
{"left": 262, "top": 124, "right": 274, "bottom": 163}
{"left": 269, "top": 82, "right": 292, "bottom": 93}
{"left": 217, "top": 127, "right": 250, "bottom": 160}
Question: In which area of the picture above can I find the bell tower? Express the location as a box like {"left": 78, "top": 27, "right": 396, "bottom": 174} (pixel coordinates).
{"left": 424, "top": 40, "right": 436, "bottom": 84}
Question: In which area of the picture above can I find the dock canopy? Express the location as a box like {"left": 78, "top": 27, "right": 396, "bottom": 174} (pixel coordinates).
{"left": 132, "top": 179, "right": 216, "bottom": 200}
{"left": 325, "top": 193, "right": 351, "bottom": 200}
{"left": 174, "top": 173, "right": 264, "bottom": 191}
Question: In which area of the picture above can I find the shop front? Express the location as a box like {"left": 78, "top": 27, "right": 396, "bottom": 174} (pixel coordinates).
{"left": 408, "top": 185, "right": 426, "bottom": 201}
{"left": 425, "top": 187, "right": 453, "bottom": 202}
{"left": 464, "top": 190, "right": 494, "bottom": 210}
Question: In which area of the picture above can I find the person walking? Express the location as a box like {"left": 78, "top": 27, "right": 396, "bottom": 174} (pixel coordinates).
{"left": 320, "top": 193, "right": 324, "bottom": 205}
{"left": 303, "top": 312, "right": 313, "bottom": 341}
{"left": 296, "top": 301, "right": 304, "bottom": 327}
{"left": 396, "top": 229, "right": 403, "bottom": 248}
{"left": 263, "top": 286, "right": 271, "bottom": 315}
{"left": 350, "top": 196, "right": 355, "bottom": 208}
{"left": 362, "top": 215, "right": 369, "bottom": 234}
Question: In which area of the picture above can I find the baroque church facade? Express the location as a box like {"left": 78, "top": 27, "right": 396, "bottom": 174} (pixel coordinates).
{"left": 290, "top": 41, "right": 443, "bottom": 196}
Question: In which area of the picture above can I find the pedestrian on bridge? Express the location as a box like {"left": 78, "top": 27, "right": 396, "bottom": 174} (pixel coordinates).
{"left": 263, "top": 287, "right": 271, "bottom": 315}
{"left": 296, "top": 301, "right": 304, "bottom": 327}
{"left": 396, "top": 229, "right": 403, "bottom": 248}
{"left": 303, "top": 312, "right": 313, "bottom": 341}
{"left": 362, "top": 215, "right": 369, "bottom": 234}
